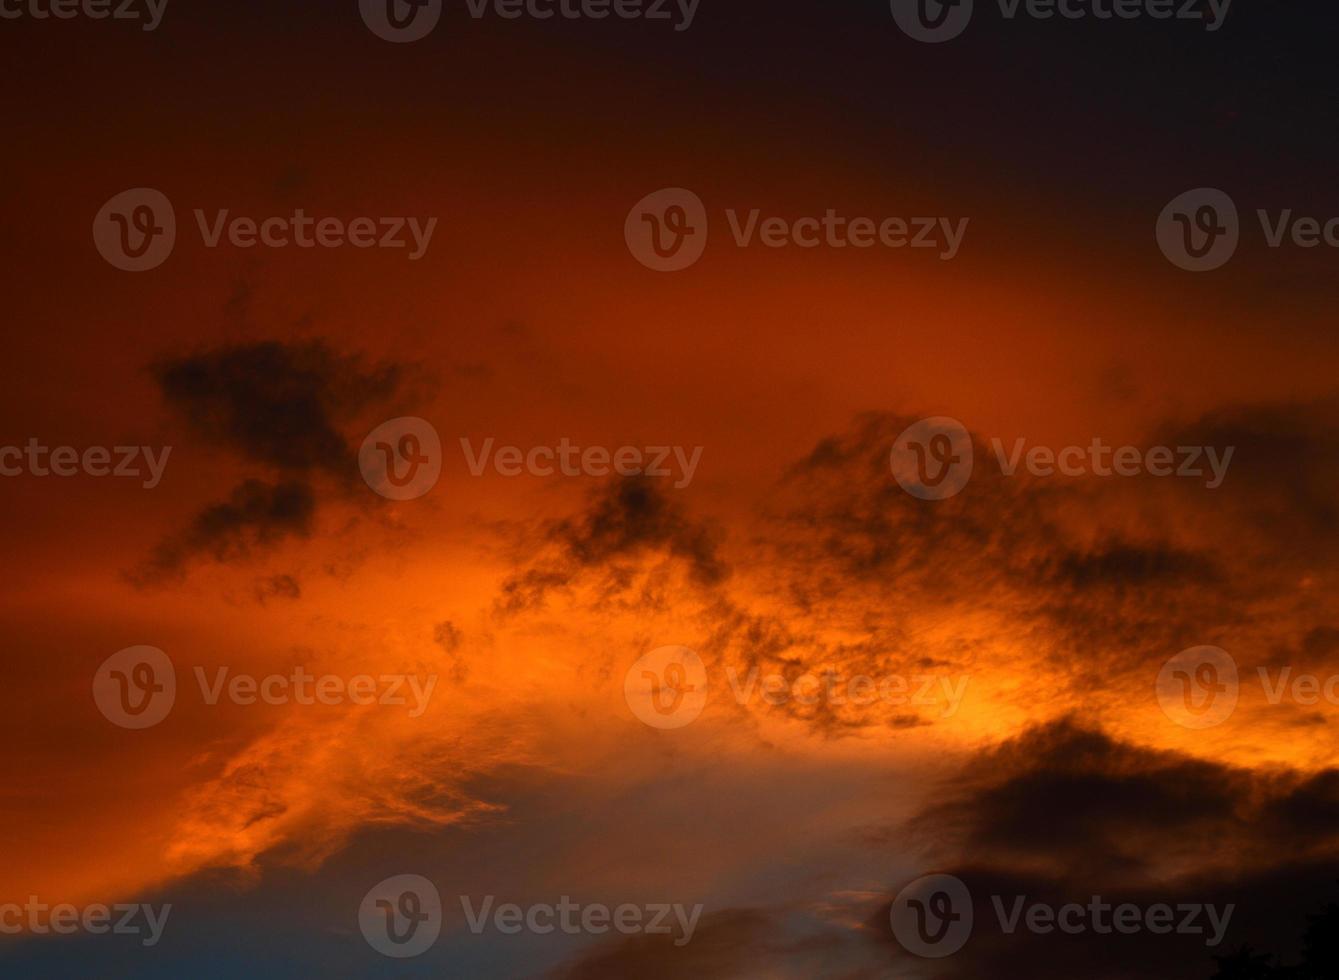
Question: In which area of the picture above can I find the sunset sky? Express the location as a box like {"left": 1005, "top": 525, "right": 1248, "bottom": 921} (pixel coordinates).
{"left": 3, "top": 1, "right": 1339, "bottom": 977}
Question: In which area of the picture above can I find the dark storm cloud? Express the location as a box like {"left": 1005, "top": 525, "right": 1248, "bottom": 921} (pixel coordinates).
{"left": 765, "top": 402, "right": 1339, "bottom": 704}
{"left": 554, "top": 477, "right": 727, "bottom": 581}
{"left": 1038, "top": 542, "right": 1220, "bottom": 592}
{"left": 877, "top": 860, "right": 1339, "bottom": 980}
{"left": 488, "top": 403, "right": 1339, "bottom": 738}
{"left": 1156, "top": 400, "right": 1339, "bottom": 551}
{"left": 153, "top": 340, "right": 401, "bottom": 477}
{"left": 777, "top": 411, "right": 1066, "bottom": 596}
{"left": 133, "top": 479, "right": 316, "bottom": 584}
{"left": 773, "top": 414, "right": 1212, "bottom": 688}
{"left": 496, "top": 477, "right": 729, "bottom": 616}
{"left": 877, "top": 719, "right": 1339, "bottom": 978}
{"left": 1259, "top": 625, "right": 1339, "bottom": 677}
{"left": 695, "top": 602, "right": 942, "bottom": 737}
{"left": 137, "top": 340, "right": 408, "bottom": 584}
{"left": 908, "top": 720, "right": 1267, "bottom": 877}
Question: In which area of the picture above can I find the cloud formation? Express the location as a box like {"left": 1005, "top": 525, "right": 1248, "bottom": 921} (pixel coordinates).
{"left": 136, "top": 339, "right": 405, "bottom": 583}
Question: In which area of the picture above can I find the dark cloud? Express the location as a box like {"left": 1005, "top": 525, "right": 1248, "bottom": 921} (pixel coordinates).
{"left": 433, "top": 620, "right": 468, "bottom": 682}
{"left": 910, "top": 719, "right": 1264, "bottom": 880}
{"left": 883, "top": 719, "right": 1339, "bottom": 978}
{"left": 133, "top": 480, "right": 316, "bottom": 584}
{"left": 434, "top": 620, "right": 463, "bottom": 653}
{"left": 1157, "top": 401, "right": 1339, "bottom": 552}
{"left": 555, "top": 478, "right": 727, "bottom": 583}
{"left": 254, "top": 573, "right": 302, "bottom": 604}
{"left": 139, "top": 339, "right": 407, "bottom": 585}
{"left": 776, "top": 411, "right": 1068, "bottom": 599}
{"left": 876, "top": 861, "right": 1339, "bottom": 980}
{"left": 1038, "top": 542, "right": 1220, "bottom": 592}
{"left": 153, "top": 339, "right": 401, "bottom": 477}
{"left": 482, "top": 404, "right": 1339, "bottom": 745}
{"left": 764, "top": 404, "right": 1339, "bottom": 715}
{"left": 496, "top": 477, "right": 729, "bottom": 616}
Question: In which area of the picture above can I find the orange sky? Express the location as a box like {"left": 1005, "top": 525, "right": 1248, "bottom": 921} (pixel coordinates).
{"left": 3, "top": 4, "right": 1339, "bottom": 978}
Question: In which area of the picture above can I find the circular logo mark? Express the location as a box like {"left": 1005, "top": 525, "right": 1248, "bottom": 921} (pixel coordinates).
{"left": 359, "top": 417, "right": 442, "bottom": 501}
{"left": 1156, "top": 188, "right": 1239, "bottom": 272}
{"left": 93, "top": 189, "right": 176, "bottom": 272}
{"left": 360, "top": 0, "right": 442, "bottom": 42}
{"left": 625, "top": 188, "right": 708, "bottom": 272}
{"left": 890, "top": 873, "right": 973, "bottom": 958}
{"left": 93, "top": 646, "right": 176, "bottom": 729}
{"left": 1156, "top": 645, "right": 1239, "bottom": 729}
{"left": 891, "top": 0, "right": 973, "bottom": 42}
{"left": 359, "top": 874, "right": 442, "bottom": 958}
{"left": 624, "top": 646, "right": 708, "bottom": 730}
{"left": 891, "top": 417, "right": 974, "bottom": 500}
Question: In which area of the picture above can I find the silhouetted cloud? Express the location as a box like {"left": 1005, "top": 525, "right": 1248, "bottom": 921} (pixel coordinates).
{"left": 134, "top": 479, "right": 316, "bottom": 584}
{"left": 496, "top": 477, "right": 729, "bottom": 616}
{"left": 153, "top": 340, "right": 401, "bottom": 478}
{"left": 138, "top": 339, "right": 406, "bottom": 583}
{"left": 884, "top": 720, "right": 1339, "bottom": 978}
{"left": 254, "top": 573, "right": 302, "bottom": 604}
